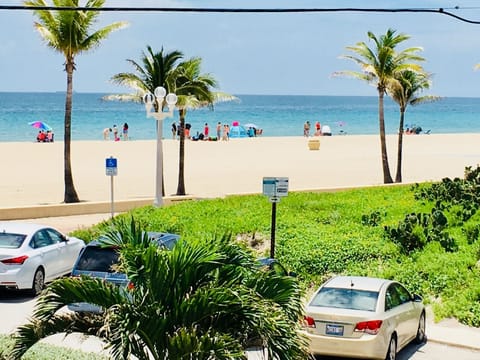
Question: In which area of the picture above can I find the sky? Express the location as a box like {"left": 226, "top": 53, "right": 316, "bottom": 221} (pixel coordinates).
{"left": 1, "top": 0, "right": 480, "bottom": 97}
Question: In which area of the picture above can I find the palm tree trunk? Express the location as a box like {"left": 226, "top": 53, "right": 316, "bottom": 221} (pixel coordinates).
{"left": 395, "top": 109, "right": 406, "bottom": 182}
{"left": 176, "top": 109, "right": 186, "bottom": 195}
{"left": 63, "top": 61, "right": 80, "bottom": 203}
{"left": 378, "top": 90, "right": 393, "bottom": 183}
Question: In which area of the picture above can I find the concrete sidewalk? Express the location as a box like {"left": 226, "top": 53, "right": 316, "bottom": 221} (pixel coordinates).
{"left": 427, "top": 317, "right": 480, "bottom": 351}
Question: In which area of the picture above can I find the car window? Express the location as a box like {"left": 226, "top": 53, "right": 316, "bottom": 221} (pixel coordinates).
{"left": 395, "top": 283, "right": 412, "bottom": 304}
{"left": 0, "top": 233, "right": 26, "bottom": 249}
{"left": 158, "top": 237, "right": 177, "bottom": 250}
{"left": 385, "top": 284, "right": 404, "bottom": 310}
{"left": 75, "top": 246, "right": 120, "bottom": 273}
{"left": 30, "top": 230, "right": 54, "bottom": 249}
{"left": 310, "top": 287, "right": 378, "bottom": 312}
{"left": 44, "top": 228, "right": 64, "bottom": 244}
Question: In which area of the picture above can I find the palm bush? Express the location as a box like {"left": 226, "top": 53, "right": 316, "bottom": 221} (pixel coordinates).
{"left": 9, "top": 218, "right": 309, "bottom": 360}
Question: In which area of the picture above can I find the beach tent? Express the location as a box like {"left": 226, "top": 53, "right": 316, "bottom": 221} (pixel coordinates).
{"left": 229, "top": 125, "right": 248, "bottom": 138}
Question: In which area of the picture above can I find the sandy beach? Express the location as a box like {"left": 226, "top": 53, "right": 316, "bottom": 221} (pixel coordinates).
{"left": 1, "top": 134, "right": 480, "bottom": 209}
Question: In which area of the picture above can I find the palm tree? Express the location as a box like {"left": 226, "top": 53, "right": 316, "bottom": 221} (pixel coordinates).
{"left": 25, "top": 0, "right": 127, "bottom": 203}
{"left": 9, "top": 217, "right": 309, "bottom": 360}
{"left": 106, "top": 46, "right": 184, "bottom": 197}
{"left": 106, "top": 47, "right": 236, "bottom": 197}
{"left": 335, "top": 28, "right": 424, "bottom": 184}
{"left": 388, "top": 70, "right": 440, "bottom": 182}
{"left": 171, "top": 58, "right": 236, "bottom": 195}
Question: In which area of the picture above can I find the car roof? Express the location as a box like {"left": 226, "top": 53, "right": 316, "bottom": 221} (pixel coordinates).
{"left": 322, "top": 276, "right": 394, "bottom": 292}
{"left": 86, "top": 232, "right": 179, "bottom": 247}
{"left": 0, "top": 222, "right": 48, "bottom": 234}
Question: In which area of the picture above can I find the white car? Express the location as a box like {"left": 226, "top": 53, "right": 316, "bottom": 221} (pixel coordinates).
{"left": 302, "top": 276, "right": 426, "bottom": 360}
{"left": 0, "top": 222, "right": 85, "bottom": 295}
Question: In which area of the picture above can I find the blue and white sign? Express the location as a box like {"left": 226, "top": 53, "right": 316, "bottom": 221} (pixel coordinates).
{"left": 262, "top": 177, "right": 289, "bottom": 198}
{"left": 106, "top": 157, "right": 118, "bottom": 176}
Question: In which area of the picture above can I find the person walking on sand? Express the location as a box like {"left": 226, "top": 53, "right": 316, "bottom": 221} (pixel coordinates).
{"left": 112, "top": 124, "right": 119, "bottom": 141}
{"left": 314, "top": 121, "right": 322, "bottom": 136}
{"left": 216, "top": 122, "right": 222, "bottom": 140}
{"left": 303, "top": 121, "right": 311, "bottom": 137}
{"left": 204, "top": 123, "right": 209, "bottom": 140}
{"left": 103, "top": 127, "right": 112, "bottom": 140}
{"left": 123, "top": 123, "right": 129, "bottom": 140}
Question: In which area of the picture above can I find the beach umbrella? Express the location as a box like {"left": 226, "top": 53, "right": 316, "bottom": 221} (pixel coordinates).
{"left": 244, "top": 123, "right": 258, "bottom": 129}
{"left": 29, "top": 121, "right": 52, "bottom": 131}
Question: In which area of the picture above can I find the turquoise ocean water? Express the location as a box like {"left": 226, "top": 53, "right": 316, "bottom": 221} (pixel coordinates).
{"left": 0, "top": 92, "right": 479, "bottom": 142}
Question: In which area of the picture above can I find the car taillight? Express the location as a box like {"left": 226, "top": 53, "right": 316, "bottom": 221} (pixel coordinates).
{"left": 1, "top": 255, "right": 29, "bottom": 265}
{"left": 303, "top": 316, "right": 316, "bottom": 328}
{"left": 355, "top": 320, "right": 383, "bottom": 335}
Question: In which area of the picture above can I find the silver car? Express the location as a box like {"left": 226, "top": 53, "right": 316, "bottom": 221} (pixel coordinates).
{"left": 0, "top": 222, "right": 85, "bottom": 295}
{"left": 301, "top": 276, "right": 426, "bottom": 360}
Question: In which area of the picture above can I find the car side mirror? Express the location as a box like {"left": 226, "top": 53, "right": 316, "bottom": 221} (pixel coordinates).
{"left": 413, "top": 294, "right": 423, "bottom": 302}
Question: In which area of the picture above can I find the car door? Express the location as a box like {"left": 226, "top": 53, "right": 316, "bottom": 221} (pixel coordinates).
{"left": 30, "top": 229, "right": 60, "bottom": 280}
{"left": 44, "top": 228, "right": 72, "bottom": 274}
{"left": 385, "top": 283, "right": 416, "bottom": 349}
{"left": 395, "top": 283, "right": 419, "bottom": 340}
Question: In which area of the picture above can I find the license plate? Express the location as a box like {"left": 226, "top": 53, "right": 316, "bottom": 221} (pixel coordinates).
{"left": 326, "top": 324, "right": 344, "bottom": 336}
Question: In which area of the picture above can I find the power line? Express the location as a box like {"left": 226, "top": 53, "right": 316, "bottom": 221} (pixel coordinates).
{"left": 1, "top": 5, "right": 480, "bottom": 24}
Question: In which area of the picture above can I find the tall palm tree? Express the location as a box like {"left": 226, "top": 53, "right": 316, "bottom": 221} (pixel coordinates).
{"left": 25, "top": 0, "right": 127, "bottom": 203}
{"left": 106, "top": 46, "right": 184, "bottom": 197}
{"left": 171, "top": 58, "right": 236, "bottom": 195}
{"left": 106, "top": 48, "right": 236, "bottom": 197}
{"left": 335, "top": 28, "right": 424, "bottom": 184}
{"left": 388, "top": 71, "right": 440, "bottom": 182}
{"left": 9, "top": 217, "right": 309, "bottom": 360}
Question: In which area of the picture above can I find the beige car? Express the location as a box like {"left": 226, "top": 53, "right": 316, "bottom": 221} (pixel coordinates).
{"left": 301, "top": 276, "right": 425, "bottom": 360}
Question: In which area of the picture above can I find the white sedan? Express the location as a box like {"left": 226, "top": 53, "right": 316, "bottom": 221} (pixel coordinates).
{"left": 302, "top": 276, "right": 426, "bottom": 360}
{"left": 0, "top": 222, "right": 85, "bottom": 295}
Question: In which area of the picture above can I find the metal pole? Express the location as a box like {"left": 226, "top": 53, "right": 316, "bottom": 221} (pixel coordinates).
{"left": 270, "top": 201, "right": 277, "bottom": 258}
{"left": 154, "top": 118, "right": 164, "bottom": 207}
{"left": 110, "top": 174, "right": 114, "bottom": 219}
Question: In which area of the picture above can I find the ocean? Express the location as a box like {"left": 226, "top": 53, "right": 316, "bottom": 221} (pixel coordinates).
{"left": 0, "top": 92, "right": 479, "bottom": 142}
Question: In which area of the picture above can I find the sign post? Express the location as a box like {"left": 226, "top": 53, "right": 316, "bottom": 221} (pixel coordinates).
{"left": 106, "top": 157, "right": 118, "bottom": 218}
{"left": 262, "top": 177, "right": 289, "bottom": 258}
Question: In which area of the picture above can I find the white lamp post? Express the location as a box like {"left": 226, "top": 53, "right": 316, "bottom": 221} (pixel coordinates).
{"left": 143, "top": 86, "right": 178, "bottom": 207}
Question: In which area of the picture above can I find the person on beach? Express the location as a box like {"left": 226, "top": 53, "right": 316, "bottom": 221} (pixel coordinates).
{"left": 112, "top": 125, "right": 119, "bottom": 141}
{"left": 37, "top": 130, "right": 46, "bottom": 142}
{"left": 103, "top": 128, "right": 112, "bottom": 140}
{"left": 216, "top": 122, "right": 222, "bottom": 140}
{"left": 46, "top": 130, "right": 54, "bottom": 142}
{"left": 314, "top": 121, "right": 322, "bottom": 136}
{"left": 222, "top": 124, "right": 228, "bottom": 141}
{"left": 122, "top": 123, "right": 129, "bottom": 140}
{"left": 304, "top": 121, "right": 311, "bottom": 137}
{"left": 204, "top": 123, "right": 209, "bottom": 140}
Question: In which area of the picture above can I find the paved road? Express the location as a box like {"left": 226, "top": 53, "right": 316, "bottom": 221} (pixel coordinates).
{"left": 315, "top": 340, "right": 480, "bottom": 360}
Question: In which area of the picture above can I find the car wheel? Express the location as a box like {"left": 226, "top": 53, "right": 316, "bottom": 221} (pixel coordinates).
{"left": 31, "top": 268, "right": 45, "bottom": 296}
{"left": 414, "top": 311, "right": 427, "bottom": 344}
{"left": 385, "top": 335, "right": 397, "bottom": 360}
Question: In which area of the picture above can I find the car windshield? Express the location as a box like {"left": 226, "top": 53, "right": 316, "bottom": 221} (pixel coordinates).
{"left": 0, "top": 233, "right": 26, "bottom": 249}
{"left": 310, "top": 287, "right": 379, "bottom": 312}
{"left": 75, "top": 246, "right": 120, "bottom": 273}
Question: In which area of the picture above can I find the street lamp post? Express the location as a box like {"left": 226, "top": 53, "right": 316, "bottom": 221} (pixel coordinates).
{"left": 143, "top": 86, "right": 177, "bottom": 207}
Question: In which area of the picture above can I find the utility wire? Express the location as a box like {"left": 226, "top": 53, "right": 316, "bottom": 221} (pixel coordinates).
{"left": 1, "top": 5, "right": 480, "bottom": 24}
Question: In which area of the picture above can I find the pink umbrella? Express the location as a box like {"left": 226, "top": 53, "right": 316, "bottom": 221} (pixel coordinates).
{"left": 29, "top": 121, "right": 52, "bottom": 131}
